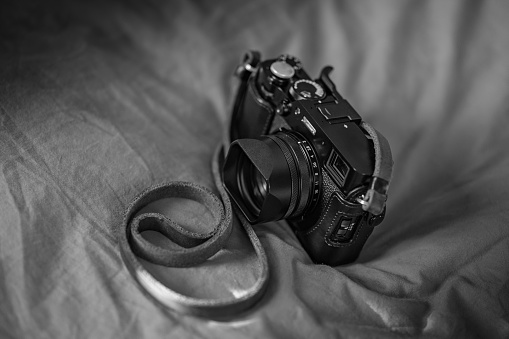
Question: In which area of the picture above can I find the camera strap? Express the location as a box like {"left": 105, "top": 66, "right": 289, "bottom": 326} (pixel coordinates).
{"left": 359, "top": 121, "right": 393, "bottom": 215}
{"left": 118, "top": 145, "right": 269, "bottom": 318}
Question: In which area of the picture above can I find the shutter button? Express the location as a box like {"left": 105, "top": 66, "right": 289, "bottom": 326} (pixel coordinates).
{"left": 270, "top": 61, "right": 295, "bottom": 79}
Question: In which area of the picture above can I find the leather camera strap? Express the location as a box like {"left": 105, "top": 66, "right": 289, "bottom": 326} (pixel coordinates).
{"left": 118, "top": 122, "right": 392, "bottom": 318}
{"left": 118, "top": 145, "right": 269, "bottom": 318}
{"left": 361, "top": 121, "right": 393, "bottom": 184}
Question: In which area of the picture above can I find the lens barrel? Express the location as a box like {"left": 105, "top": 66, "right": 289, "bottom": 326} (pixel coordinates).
{"left": 223, "top": 132, "right": 319, "bottom": 224}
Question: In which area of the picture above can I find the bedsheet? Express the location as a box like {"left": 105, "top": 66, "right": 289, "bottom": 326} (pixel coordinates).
{"left": 1, "top": 0, "right": 508, "bottom": 338}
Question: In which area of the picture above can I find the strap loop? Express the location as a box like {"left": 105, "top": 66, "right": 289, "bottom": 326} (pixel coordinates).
{"left": 118, "top": 145, "right": 269, "bottom": 318}
{"left": 127, "top": 182, "right": 231, "bottom": 267}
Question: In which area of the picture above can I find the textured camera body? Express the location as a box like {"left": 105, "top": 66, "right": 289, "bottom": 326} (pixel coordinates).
{"left": 224, "top": 51, "right": 388, "bottom": 265}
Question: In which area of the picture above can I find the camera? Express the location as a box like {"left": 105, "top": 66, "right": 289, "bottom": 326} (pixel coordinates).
{"left": 222, "top": 51, "right": 393, "bottom": 266}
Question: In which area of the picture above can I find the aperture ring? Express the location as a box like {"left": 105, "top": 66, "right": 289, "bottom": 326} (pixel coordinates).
{"left": 268, "top": 135, "right": 299, "bottom": 219}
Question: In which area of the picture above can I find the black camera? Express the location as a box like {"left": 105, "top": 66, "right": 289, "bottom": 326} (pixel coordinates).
{"left": 223, "top": 51, "right": 393, "bottom": 266}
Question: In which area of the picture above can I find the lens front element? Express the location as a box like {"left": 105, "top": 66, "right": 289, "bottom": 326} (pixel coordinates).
{"left": 252, "top": 168, "right": 268, "bottom": 208}
{"left": 238, "top": 160, "right": 268, "bottom": 215}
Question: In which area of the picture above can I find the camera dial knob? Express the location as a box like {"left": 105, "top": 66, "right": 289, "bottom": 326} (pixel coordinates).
{"left": 270, "top": 61, "right": 295, "bottom": 79}
{"left": 290, "top": 79, "right": 325, "bottom": 100}
{"left": 278, "top": 54, "right": 303, "bottom": 70}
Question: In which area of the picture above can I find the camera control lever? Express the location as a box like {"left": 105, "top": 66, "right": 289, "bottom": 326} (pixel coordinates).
{"left": 319, "top": 66, "right": 342, "bottom": 102}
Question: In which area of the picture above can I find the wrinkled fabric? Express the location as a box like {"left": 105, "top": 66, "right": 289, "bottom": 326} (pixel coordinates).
{"left": 1, "top": 0, "right": 509, "bottom": 338}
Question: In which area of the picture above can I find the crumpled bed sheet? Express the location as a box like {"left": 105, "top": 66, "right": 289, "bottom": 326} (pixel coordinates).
{"left": 1, "top": 0, "right": 508, "bottom": 338}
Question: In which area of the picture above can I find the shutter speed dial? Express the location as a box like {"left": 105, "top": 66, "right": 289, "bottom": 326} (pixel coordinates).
{"left": 290, "top": 79, "right": 325, "bottom": 100}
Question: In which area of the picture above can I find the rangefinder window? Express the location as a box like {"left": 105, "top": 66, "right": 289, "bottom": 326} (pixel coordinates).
{"left": 325, "top": 149, "right": 350, "bottom": 188}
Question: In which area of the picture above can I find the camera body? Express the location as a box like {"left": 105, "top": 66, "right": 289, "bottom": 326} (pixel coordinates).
{"left": 223, "top": 51, "right": 392, "bottom": 266}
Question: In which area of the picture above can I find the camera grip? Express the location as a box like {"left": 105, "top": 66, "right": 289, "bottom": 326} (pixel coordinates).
{"left": 297, "top": 193, "right": 374, "bottom": 266}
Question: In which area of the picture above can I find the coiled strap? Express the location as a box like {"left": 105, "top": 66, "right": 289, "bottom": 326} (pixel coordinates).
{"left": 118, "top": 145, "right": 269, "bottom": 318}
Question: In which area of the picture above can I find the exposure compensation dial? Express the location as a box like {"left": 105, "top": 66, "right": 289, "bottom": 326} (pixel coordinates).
{"left": 290, "top": 79, "right": 325, "bottom": 100}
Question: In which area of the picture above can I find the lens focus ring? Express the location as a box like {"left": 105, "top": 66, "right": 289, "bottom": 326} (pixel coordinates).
{"left": 275, "top": 133, "right": 314, "bottom": 217}
{"left": 270, "top": 132, "right": 319, "bottom": 219}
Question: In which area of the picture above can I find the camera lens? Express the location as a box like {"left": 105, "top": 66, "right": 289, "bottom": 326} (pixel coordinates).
{"left": 252, "top": 169, "right": 268, "bottom": 206}
{"left": 238, "top": 161, "right": 268, "bottom": 214}
{"left": 223, "top": 132, "right": 321, "bottom": 224}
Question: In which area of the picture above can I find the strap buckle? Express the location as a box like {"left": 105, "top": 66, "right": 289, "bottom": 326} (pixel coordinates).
{"left": 357, "top": 176, "right": 388, "bottom": 215}
{"left": 235, "top": 50, "right": 261, "bottom": 80}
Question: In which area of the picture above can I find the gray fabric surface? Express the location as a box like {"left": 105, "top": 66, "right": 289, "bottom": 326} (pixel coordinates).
{"left": 1, "top": 0, "right": 508, "bottom": 338}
